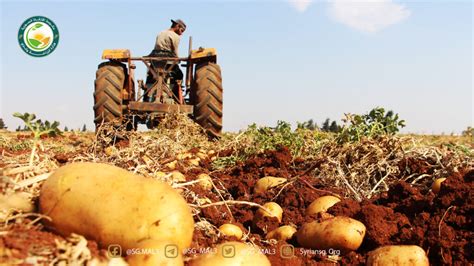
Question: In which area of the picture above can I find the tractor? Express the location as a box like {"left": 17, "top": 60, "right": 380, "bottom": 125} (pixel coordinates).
{"left": 93, "top": 37, "right": 223, "bottom": 138}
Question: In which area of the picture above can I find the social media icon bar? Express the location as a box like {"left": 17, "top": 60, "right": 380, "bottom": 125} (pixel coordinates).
{"left": 222, "top": 244, "right": 236, "bottom": 258}
{"left": 165, "top": 244, "right": 179, "bottom": 258}
{"left": 280, "top": 244, "right": 294, "bottom": 258}
{"left": 107, "top": 244, "right": 122, "bottom": 258}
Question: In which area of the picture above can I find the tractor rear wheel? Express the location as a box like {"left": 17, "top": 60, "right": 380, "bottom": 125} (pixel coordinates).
{"left": 94, "top": 62, "right": 126, "bottom": 129}
{"left": 192, "top": 63, "right": 223, "bottom": 138}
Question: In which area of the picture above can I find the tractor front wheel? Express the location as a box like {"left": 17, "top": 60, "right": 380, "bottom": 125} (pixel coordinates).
{"left": 192, "top": 63, "right": 223, "bottom": 138}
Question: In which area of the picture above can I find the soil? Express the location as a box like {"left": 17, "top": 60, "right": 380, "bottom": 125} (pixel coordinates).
{"left": 185, "top": 147, "right": 473, "bottom": 265}
{"left": 1, "top": 146, "right": 472, "bottom": 265}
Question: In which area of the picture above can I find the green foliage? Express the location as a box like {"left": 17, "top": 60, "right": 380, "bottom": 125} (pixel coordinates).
{"left": 445, "top": 143, "right": 473, "bottom": 158}
{"left": 298, "top": 118, "right": 341, "bottom": 133}
{"left": 462, "top": 126, "right": 473, "bottom": 137}
{"left": 329, "top": 121, "right": 340, "bottom": 132}
{"left": 211, "top": 155, "right": 240, "bottom": 170}
{"left": 336, "top": 107, "right": 405, "bottom": 143}
{"left": 297, "top": 119, "right": 318, "bottom": 130}
{"left": 321, "top": 118, "right": 342, "bottom": 133}
{"left": 13, "top": 112, "right": 62, "bottom": 166}
{"left": 213, "top": 121, "right": 331, "bottom": 170}
{"left": 0, "top": 118, "right": 6, "bottom": 129}
{"left": 13, "top": 112, "right": 61, "bottom": 138}
{"left": 245, "top": 121, "right": 307, "bottom": 155}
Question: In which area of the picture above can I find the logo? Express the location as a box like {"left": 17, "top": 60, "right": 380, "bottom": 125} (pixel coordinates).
{"left": 165, "top": 244, "right": 179, "bottom": 258}
{"left": 280, "top": 244, "right": 294, "bottom": 258}
{"left": 18, "top": 16, "right": 59, "bottom": 57}
{"left": 107, "top": 244, "right": 122, "bottom": 258}
{"left": 222, "top": 244, "right": 235, "bottom": 258}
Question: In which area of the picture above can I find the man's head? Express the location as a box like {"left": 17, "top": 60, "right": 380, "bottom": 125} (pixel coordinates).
{"left": 171, "top": 19, "right": 186, "bottom": 35}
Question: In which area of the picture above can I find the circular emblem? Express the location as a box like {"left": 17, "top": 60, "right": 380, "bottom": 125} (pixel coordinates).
{"left": 18, "top": 16, "right": 59, "bottom": 57}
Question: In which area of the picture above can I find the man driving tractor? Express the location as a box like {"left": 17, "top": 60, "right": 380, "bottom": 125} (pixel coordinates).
{"left": 145, "top": 19, "right": 187, "bottom": 102}
{"left": 94, "top": 17, "right": 223, "bottom": 138}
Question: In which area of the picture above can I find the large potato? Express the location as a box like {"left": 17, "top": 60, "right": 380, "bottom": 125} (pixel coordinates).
{"left": 367, "top": 245, "right": 429, "bottom": 266}
{"left": 296, "top": 216, "right": 365, "bottom": 252}
{"left": 126, "top": 239, "right": 184, "bottom": 266}
{"left": 305, "top": 195, "right": 341, "bottom": 216}
{"left": 189, "top": 241, "right": 271, "bottom": 266}
{"left": 39, "top": 162, "right": 194, "bottom": 251}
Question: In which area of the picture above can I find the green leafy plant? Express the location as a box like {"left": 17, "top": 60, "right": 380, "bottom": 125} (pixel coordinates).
{"left": 336, "top": 107, "right": 405, "bottom": 143}
{"left": 13, "top": 112, "right": 61, "bottom": 165}
{"left": 245, "top": 121, "right": 306, "bottom": 154}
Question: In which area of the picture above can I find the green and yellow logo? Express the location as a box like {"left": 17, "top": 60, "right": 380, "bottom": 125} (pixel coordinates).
{"left": 18, "top": 16, "right": 59, "bottom": 57}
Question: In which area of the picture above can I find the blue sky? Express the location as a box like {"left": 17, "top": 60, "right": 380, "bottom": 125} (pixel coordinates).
{"left": 1, "top": 0, "right": 472, "bottom": 134}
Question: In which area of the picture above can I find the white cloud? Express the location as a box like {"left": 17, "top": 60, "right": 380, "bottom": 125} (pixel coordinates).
{"left": 289, "top": 0, "right": 313, "bottom": 13}
{"left": 328, "top": 0, "right": 411, "bottom": 33}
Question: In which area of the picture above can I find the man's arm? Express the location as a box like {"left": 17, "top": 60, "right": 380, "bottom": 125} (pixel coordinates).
{"left": 171, "top": 34, "right": 180, "bottom": 57}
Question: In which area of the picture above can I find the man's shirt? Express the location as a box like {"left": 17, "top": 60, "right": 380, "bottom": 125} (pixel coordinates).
{"left": 154, "top": 30, "right": 180, "bottom": 57}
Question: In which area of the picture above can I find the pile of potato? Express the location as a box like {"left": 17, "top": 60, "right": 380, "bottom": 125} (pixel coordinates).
{"left": 38, "top": 166, "right": 430, "bottom": 265}
{"left": 297, "top": 195, "right": 366, "bottom": 253}
{"left": 164, "top": 149, "right": 216, "bottom": 170}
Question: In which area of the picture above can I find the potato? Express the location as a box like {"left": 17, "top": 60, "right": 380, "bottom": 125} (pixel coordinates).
{"left": 265, "top": 225, "right": 297, "bottom": 241}
{"left": 188, "top": 158, "right": 200, "bottom": 167}
{"left": 254, "top": 177, "right": 287, "bottom": 194}
{"left": 254, "top": 202, "right": 283, "bottom": 224}
{"left": 176, "top": 153, "right": 192, "bottom": 160}
{"left": 296, "top": 216, "right": 365, "bottom": 252}
{"left": 127, "top": 239, "right": 183, "bottom": 266}
{"left": 219, "top": 224, "right": 243, "bottom": 240}
{"left": 154, "top": 171, "right": 169, "bottom": 180}
{"left": 367, "top": 245, "right": 429, "bottom": 266}
{"left": 432, "top": 178, "right": 446, "bottom": 194}
{"left": 196, "top": 152, "right": 208, "bottom": 160}
{"left": 165, "top": 160, "right": 177, "bottom": 170}
{"left": 0, "top": 192, "right": 34, "bottom": 213}
{"left": 171, "top": 171, "right": 186, "bottom": 182}
{"left": 306, "top": 195, "right": 341, "bottom": 216}
{"left": 189, "top": 241, "right": 271, "bottom": 266}
{"left": 105, "top": 146, "right": 118, "bottom": 156}
{"left": 39, "top": 162, "right": 194, "bottom": 251}
{"left": 196, "top": 173, "right": 213, "bottom": 190}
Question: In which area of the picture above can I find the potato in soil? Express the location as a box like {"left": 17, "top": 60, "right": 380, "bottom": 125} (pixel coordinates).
{"left": 265, "top": 225, "right": 297, "bottom": 241}
{"left": 367, "top": 245, "right": 429, "bottom": 266}
{"left": 305, "top": 195, "right": 341, "bottom": 216}
{"left": 254, "top": 202, "right": 283, "bottom": 224}
{"left": 39, "top": 162, "right": 194, "bottom": 251}
{"left": 219, "top": 224, "right": 243, "bottom": 240}
{"left": 296, "top": 216, "right": 365, "bottom": 252}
